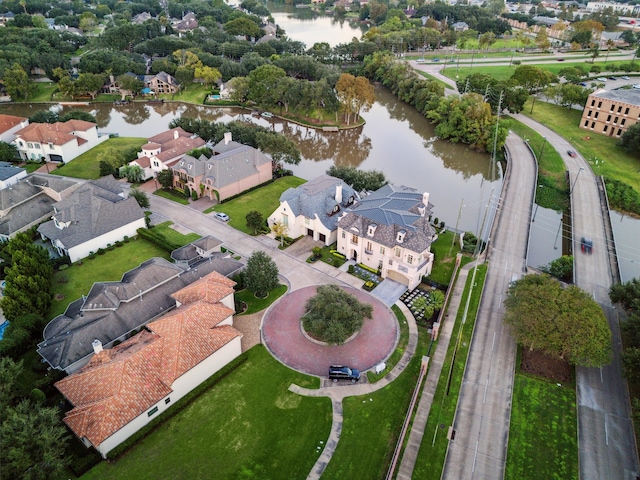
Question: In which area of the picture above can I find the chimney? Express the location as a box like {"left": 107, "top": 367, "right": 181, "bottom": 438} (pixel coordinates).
{"left": 173, "top": 129, "right": 179, "bottom": 140}
{"left": 422, "top": 192, "right": 430, "bottom": 207}
{"left": 92, "top": 339, "right": 103, "bottom": 354}
{"left": 224, "top": 132, "right": 232, "bottom": 145}
{"left": 336, "top": 184, "right": 343, "bottom": 203}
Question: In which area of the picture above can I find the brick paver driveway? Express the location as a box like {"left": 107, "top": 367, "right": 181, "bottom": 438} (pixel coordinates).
{"left": 262, "top": 286, "right": 398, "bottom": 377}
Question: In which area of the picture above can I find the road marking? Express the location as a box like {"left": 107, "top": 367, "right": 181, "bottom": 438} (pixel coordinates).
{"left": 492, "top": 331, "right": 496, "bottom": 351}
{"left": 600, "top": 367, "right": 603, "bottom": 383}
{"left": 483, "top": 378, "right": 489, "bottom": 403}
{"left": 604, "top": 416, "right": 609, "bottom": 446}
{"left": 472, "top": 440, "right": 479, "bottom": 472}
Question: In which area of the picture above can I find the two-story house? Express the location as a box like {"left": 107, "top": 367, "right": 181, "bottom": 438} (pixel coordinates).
{"left": 13, "top": 119, "right": 108, "bottom": 163}
{"left": 337, "top": 185, "right": 437, "bottom": 290}
{"left": 0, "top": 114, "right": 29, "bottom": 143}
{"left": 268, "top": 175, "right": 358, "bottom": 246}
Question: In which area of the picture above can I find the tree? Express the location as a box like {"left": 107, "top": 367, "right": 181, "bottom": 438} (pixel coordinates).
{"left": 485, "top": 0, "right": 505, "bottom": 16}
{"left": 326, "top": 165, "right": 387, "bottom": 192}
{"left": 510, "top": 66, "right": 555, "bottom": 94}
{"left": 271, "top": 221, "right": 288, "bottom": 247}
{"left": 609, "top": 278, "right": 640, "bottom": 312}
{"left": 535, "top": 27, "right": 551, "bottom": 51}
{"left": 302, "top": 284, "right": 373, "bottom": 344}
{"left": 116, "top": 74, "right": 144, "bottom": 97}
{"left": 618, "top": 123, "right": 640, "bottom": 157}
{"left": 224, "top": 16, "right": 261, "bottom": 39}
{"left": 120, "top": 165, "right": 145, "bottom": 183}
{"left": 255, "top": 131, "right": 301, "bottom": 170}
{"left": 504, "top": 274, "right": 612, "bottom": 366}
{"left": 335, "top": 73, "right": 375, "bottom": 125}
{"left": 174, "top": 66, "right": 194, "bottom": 88}
{"left": 540, "top": 255, "right": 574, "bottom": 282}
{"left": 4, "top": 63, "right": 32, "bottom": 101}
{"left": 479, "top": 31, "right": 497, "bottom": 50}
{"left": 156, "top": 169, "right": 174, "bottom": 189}
{"left": 130, "top": 187, "right": 149, "bottom": 208}
{"left": 194, "top": 66, "right": 222, "bottom": 88}
{"left": 0, "top": 141, "right": 19, "bottom": 162}
{"left": 246, "top": 210, "right": 264, "bottom": 235}
{"left": 622, "top": 348, "right": 640, "bottom": 384}
{"left": 413, "top": 296, "right": 435, "bottom": 320}
{"left": 1, "top": 400, "right": 70, "bottom": 479}
{"left": 244, "top": 251, "right": 279, "bottom": 297}
{"left": 247, "top": 64, "right": 287, "bottom": 105}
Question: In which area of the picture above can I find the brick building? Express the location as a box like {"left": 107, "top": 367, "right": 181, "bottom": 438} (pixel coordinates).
{"left": 579, "top": 89, "right": 640, "bottom": 138}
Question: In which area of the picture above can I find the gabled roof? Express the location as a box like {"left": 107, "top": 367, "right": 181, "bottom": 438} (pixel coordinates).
{"left": 171, "top": 271, "right": 236, "bottom": 305}
{"left": 38, "top": 256, "right": 243, "bottom": 371}
{"left": 15, "top": 120, "right": 96, "bottom": 146}
{"left": 0, "top": 114, "right": 27, "bottom": 134}
{"left": 55, "top": 274, "right": 242, "bottom": 448}
{"left": 171, "top": 234, "right": 223, "bottom": 264}
{"left": 198, "top": 141, "right": 271, "bottom": 189}
{"left": 36, "top": 178, "right": 144, "bottom": 250}
{"left": 279, "top": 175, "right": 359, "bottom": 231}
{"left": 338, "top": 184, "right": 436, "bottom": 253}
{"left": 0, "top": 162, "right": 25, "bottom": 182}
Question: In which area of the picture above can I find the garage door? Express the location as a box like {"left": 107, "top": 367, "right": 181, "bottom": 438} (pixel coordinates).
{"left": 387, "top": 270, "right": 409, "bottom": 286}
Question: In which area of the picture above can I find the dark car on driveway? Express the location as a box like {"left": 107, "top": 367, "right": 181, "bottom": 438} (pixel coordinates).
{"left": 567, "top": 150, "right": 577, "bottom": 157}
{"left": 580, "top": 236, "right": 593, "bottom": 254}
{"left": 329, "top": 365, "right": 360, "bottom": 382}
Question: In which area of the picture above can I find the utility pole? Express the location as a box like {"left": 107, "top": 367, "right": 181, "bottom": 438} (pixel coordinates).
{"left": 449, "top": 198, "right": 464, "bottom": 257}
{"left": 491, "top": 91, "right": 504, "bottom": 182}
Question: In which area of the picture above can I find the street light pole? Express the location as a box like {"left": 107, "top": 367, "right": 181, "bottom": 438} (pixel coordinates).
{"left": 570, "top": 167, "right": 585, "bottom": 195}
{"left": 539, "top": 136, "right": 547, "bottom": 161}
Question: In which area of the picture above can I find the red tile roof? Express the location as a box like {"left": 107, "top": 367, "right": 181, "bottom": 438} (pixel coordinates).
{"left": 172, "top": 271, "right": 236, "bottom": 305}
{"left": 0, "top": 114, "right": 27, "bottom": 134}
{"left": 56, "top": 271, "right": 241, "bottom": 449}
{"left": 15, "top": 120, "right": 96, "bottom": 146}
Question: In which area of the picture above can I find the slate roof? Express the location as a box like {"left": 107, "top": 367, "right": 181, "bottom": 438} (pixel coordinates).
{"left": 15, "top": 120, "right": 96, "bottom": 146}
{"left": 38, "top": 255, "right": 243, "bottom": 371}
{"left": 338, "top": 184, "right": 437, "bottom": 253}
{"left": 0, "top": 162, "right": 25, "bottom": 182}
{"left": 280, "top": 175, "right": 358, "bottom": 231}
{"left": 171, "top": 235, "right": 223, "bottom": 264}
{"left": 36, "top": 177, "right": 144, "bottom": 250}
{"left": 55, "top": 284, "right": 241, "bottom": 449}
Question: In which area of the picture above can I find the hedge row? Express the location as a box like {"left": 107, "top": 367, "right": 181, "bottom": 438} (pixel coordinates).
{"left": 106, "top": 352, "right": 248, "bottom": 459}
{"left": 136, "top": 228, "right": 181, "bottom": 252}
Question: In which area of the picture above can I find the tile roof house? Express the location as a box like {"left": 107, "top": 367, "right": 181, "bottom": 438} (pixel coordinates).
{"left": 129, "top": 127, "right": 206, "bottom": 180}
{"left": 0, "top": 161, "right": 27, "bottom": 189}
{"left": 55, "top": 269, "right": 242, "bottom": 458}
{"left": 337, "top": 184, "right": 437, "bottom": 290}
{"left": 36, "top": 176, "right": 146, "bottom": 263}
{"left": 0, "top": 113, "right": 29, "bottom": 143}
{"left": 13, "top": 119, "right": 109, "bottom": 164}
{"left": 268, "top": 175, "right": 358, "bottom": 246}
{"left": 38, "top": 245, "right": 242, "bottom": 374}
{"left": 0, "top": 173, "right": 83, "bottom": 241}
{"left": 171, "top": 132, "right": 272, "bottom": 202}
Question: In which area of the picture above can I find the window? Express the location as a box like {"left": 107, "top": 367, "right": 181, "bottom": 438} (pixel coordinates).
{"left": 584, "top": 120, "right": 589, "bottom": 127}
{"left": 305, "top": 217, "right": 310, "bottom": 225}
{"left": 34, "top": 143, "right": 40, "bottom": 149}
{"left": 341, "top": 231, "right": 346, "bottom": 239}
{"left": 332, "top": 204, "right": 340, "bottom": 214}
{"left": 351, "top": 234, "right": 358, "bottom": 245}
{"left": 603, "top": 125, "right": 608, "bottom": 132}
{"left": 367, "top": 224, "right": 377, "bottom": 236}
{"left": 591, "top": 122, "right": 595, "bottom": 128}
{"left": 621, "top": 119, "right": 626, "bottom": 126}
{"left": 395, "top": 247, "right": 401, "bottom": 258}
{"left": 165, "top": 398, "right": 171, "bottom": 405}
{"left": 597, "top": 101, "right": 602, "bottom": 108}
{"left": 282, "top": 214, "right": 288, "bottom": 226}
{"left": 610, "top": 104, "right": 615, "bottom": 111}
{"left": 380, "top": 246, "right": 385, "bottom": 255}
{"left": 407, "top": 254, "right": 414, "bottom": 265}
{"left": 148, "top": 406, "right": 159, "bottom": 417}
{"left": 617, "top": 106, "right": 622, "bottom": 113}
{"left": 587, "top": 110, "right": 592, "bottom": 117}
{"left": 625, "top": 108, "right": 629, "bottom": 115}
{"left": 607, "top": 115, "right": 611, "bottom": 122}
{"left": 27, "top": 142, "right": 33, "bottom": 148}
{"left": 49, "top": 143, "right": 54, "bottom": 149}
{"left": 366, "top": 241, "right": 372, "bottom": 253}
{"left": 618, "top": 129, "right": 622, "bottom": 136}
{"left": 614, "top": 117, "right": 618, "bottom": 124}
{"left": 591, "top": 99, "right": 595, "bottom": 106}
{"left": 595, "top": 112, "right": 599, "bottom": 119}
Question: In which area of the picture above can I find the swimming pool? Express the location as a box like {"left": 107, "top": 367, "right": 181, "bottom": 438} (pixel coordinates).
{"left": 0, "top": 321, "right": 9, "bottom": 341}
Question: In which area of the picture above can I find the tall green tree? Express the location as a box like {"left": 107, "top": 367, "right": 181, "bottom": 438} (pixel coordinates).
{"left": 244, "top": 250, "right": 279, "bottom": 297}
{"left": 0, "top": 141, "right": 19, "bottom": 162}
{"left": 504, "top": 274, "right": 612, "bottom": 366}
{"left": 618, "top": 123, "right": 640, "bottom": 157}
{"left": 4, "top": 63, "right": 32, "bottom": 101}
{"left": 245, "top": 210, "right": 264, "bottom": 235}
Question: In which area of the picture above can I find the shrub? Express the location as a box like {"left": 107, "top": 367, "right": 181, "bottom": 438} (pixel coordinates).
{"left": 29, "top": 388, "right": 46, "bottom": 405}
{"left": 312, "top": 247, "right": 322, "bottom": 259}
{"left": 97, "top": 248, "right": 106, "bottom": 255}
{"left": 348, "top": 265, "right": 354, "bottom": 274}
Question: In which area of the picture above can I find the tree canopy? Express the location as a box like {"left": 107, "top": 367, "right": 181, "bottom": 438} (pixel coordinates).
{"left": 302, "top": 285, "right": 373, "bottom": 345}
{"left": 244, "top": 250, "right": 279, "bottom": 297}
{"left": 326, "top": 165, "right": 387, "bottom": 192}
{"left": 504, "top": 274, "right": 612, "bottom": 367}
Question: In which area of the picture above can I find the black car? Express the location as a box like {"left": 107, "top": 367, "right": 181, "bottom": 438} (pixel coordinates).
{"left": 328, "top": 365, "right": 360, "bottom": 382}
{"left": 580, "top": 236, "right": 593, "bottom": 254}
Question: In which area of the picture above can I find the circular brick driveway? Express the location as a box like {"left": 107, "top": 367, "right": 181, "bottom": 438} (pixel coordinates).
{"left": 262, "top": 286, "right": 398, "bottom": 377}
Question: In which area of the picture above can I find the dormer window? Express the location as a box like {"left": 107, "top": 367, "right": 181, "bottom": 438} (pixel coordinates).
{"left": 331, "top": 204, "right": 340, "bottom": 215}
{"left": 188, "top": 164, "right": 192, "bottom": 169}
{"left": 397, "top": 230, "right": 406, "bottom": 243}
{"left": 348, "top": 195, "right": 355, "bottom": 205}
{"left": 367, "top": 224, "right": 377, "bottom": 237}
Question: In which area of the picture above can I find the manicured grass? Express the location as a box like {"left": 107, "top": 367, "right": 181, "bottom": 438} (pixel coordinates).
{"left": 29, "top": 82, "right": 57, "bottom": 102}
{"left": 50, "top": 238, "right": 170, "bottom": 318}
{"left": 367, "top": 304, "right": 410, "bottom": 383}
{"left": 523, "top": 100, "right": 640, "bottom": 196}
{"left": 412, "top": 264, "right": 488, "bottom": 480}
{"left": 506, "top": 117, "right": 569, "bottom": 211}
{"left": 51, "top": 137, "right": 146, "bottom": 180}
{"left": 152, "top": 220, "right": 201, "bottom": 246}
{"left": 82, "top": 346, "right": 331, "bottom": 480}
{"left": 235, "top": 284, "right": 288, "bottom": 315}
{"left": 426, "top": 231, "right": 471, "bottom": 286}
{"left": 154, "top": 188, "right": 190, "bottom": 205}
{"left": 322, "top": 324, "right": 432, "bottom": 479}
{"left": 163, "top": 83, "right": 211, "bottom": 103}
{"left": 310, "top": 244, "right": 348, "bottom": 268}
{"left": 417, "top": 71, "right": 454, "bottom": 90}
{"left": 505, "top": 374, "right": 578, "bottom": 480}
{"left": 207, "top": 176, "right": 306, "bottom": 235}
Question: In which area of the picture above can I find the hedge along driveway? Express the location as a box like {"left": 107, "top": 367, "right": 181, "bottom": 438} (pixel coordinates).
{"left": 82, "top": 346, "right": 331, "bottom": 480}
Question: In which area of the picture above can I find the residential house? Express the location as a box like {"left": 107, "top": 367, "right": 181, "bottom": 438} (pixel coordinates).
{"left": 14, "top": 119, "right": 109, "bottom": 163}
{"left": 143, "top": 71, "right": 180, "bottom": 95}
{"left": 337, "top": 185, "right": 437, "bottom": 290}
{"left": 451, "top": 21, "right": 469, "bottom": 32}
{"left": 55, "top": 269, "right": 242, "bottom": 458}
{"left": 0, "top": 162, "right": 27, "bottom": 189}
{"left": 0, "top": 173, "right": 82, "bottom": 242}
{"left": 580, "top": 89, "right": 640, "bottom": 138}
{"left": 171, "top": 132, "right": 272, "bottom": 202}
{"left": 129, "top": 127, "right": 206, "bottom": 179}
{"left": 131, "top": 12, "right": 154, "bottom": 24}
{"left": 268, "top": 175, "right": 358, "bottom": 246}
{"left": 0, "top": 114, "right": 29, "bottom": 143}
{"left": 38, "top": 245, "right": 242, "bottom": 374}
{"left": 173, "top": 12, "right": 198, "bottom": 34}
{"left": 37, "top": 176, "right": 146, "bottom": 262}
{"left": 171, "top": 235, "right": 223, "bottom": 267}
{"left": 0, "top": 11, "right": 15, "bottom": 26}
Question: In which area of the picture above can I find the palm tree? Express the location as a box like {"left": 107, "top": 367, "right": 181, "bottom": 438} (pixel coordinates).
{"left": 271, "top": 221, "right": 288, "bottom": 247}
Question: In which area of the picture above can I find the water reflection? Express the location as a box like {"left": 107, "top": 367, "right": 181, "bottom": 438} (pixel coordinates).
{"left": 610, "top": 211, "right": 640, "bottom": 283}
{"left": 528, "top": 205, "right": 567, "bottom": 270}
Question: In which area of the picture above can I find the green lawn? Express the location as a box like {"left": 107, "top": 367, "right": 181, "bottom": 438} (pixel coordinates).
{"left": 412, "top": 264, "right": 488, "bottom": 480}
{"left": 417, "top": 71, "right": 454, "bottom": 90}
{"left": 29, "top": 82, "right": 57, "bottom": 102}
{"left": 367, "top": 304, "right": 410, "bottom": 383}
{"left": 162, "top": 83, "right": 211, "bottom": 103}
{"left": 152, "top": 220, "right": 201, "bottom": 246}
{"left": 322, "top": 324, "right": 432, "bottom": 479}
{"left": 523, "top": 100, "right": 640, "bottom": 196}
{"left": 51, "top": 137, "right": 146, "bottom": 180}
{"left": 505, "top": 374, "right": 578, "bottom": 480}
{"left": 235, "top": 284, "right": 288, "bottom": 315}
{"left": 506, "top": 117, "right": 569, "bottom": 211}
{"left": 82, "top": 346, "right": 331, "bottom": 480}
{"left": 207, "top": 176, "right": 306, "bottom": 235}
{"left": 50, "top": 237, "right": 171, "bottom": 318}
{"left": 154, "top": 188, "right": 190, "bottom": 205}
{"left": 426, "top": 231, "right": 472, "bottom": 286}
